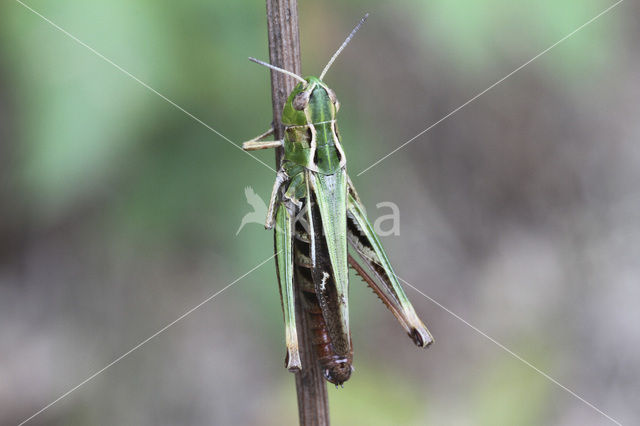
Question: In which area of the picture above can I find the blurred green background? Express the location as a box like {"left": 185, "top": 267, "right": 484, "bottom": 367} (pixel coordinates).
{"left": 1, "top": 0, "right": 637, "bottom": 425}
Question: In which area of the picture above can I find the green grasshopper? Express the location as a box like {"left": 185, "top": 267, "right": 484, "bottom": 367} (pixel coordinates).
{"left": 243, "top": 15, "right": 432, "bottom": 386}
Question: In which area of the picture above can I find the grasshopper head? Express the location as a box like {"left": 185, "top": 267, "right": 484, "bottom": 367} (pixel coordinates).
{"left": 282, "top": 77, "right": 339, "bottom": 126}
{"left": 250, "top": 13, "right": 367, "bottom": 126}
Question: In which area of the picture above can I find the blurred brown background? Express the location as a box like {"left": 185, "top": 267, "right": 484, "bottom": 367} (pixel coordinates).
{"left": 0, "top": 0, "right": 637, "bottom": 425}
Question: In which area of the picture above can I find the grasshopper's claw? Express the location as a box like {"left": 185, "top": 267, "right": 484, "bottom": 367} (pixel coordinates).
{"left": 285, "top": 347, "right": 302, "bottom": 371}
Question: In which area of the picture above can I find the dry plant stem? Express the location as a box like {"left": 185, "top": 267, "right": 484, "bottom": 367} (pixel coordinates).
{"left": 265, "top": 0, "right": 301, "bottom": 165}
{"left": 264, "top": 1, "right": 330, "bottom": 425}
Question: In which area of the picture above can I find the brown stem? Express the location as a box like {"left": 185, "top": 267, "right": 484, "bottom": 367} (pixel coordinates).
{"left": 264, "top": 1, "right": 330, "bottom": 425}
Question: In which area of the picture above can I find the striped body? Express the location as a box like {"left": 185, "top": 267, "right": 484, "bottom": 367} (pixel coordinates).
{"left": 245, "top": 74, "right": 433, "bottom": 387}
{"left": 279, "top": 77, "right": 353, "bottom": 384}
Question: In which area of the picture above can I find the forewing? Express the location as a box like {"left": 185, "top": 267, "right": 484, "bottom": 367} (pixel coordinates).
{"left": 307, "top": 169, "right": 351, "bottom": 355}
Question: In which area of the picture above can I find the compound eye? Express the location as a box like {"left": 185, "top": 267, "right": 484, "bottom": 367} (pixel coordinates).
{"left": 327, "top": 88, "right": 339, "bottom": 111}
{"left": 293, "top": 90, "right": 311, "bottom": 110}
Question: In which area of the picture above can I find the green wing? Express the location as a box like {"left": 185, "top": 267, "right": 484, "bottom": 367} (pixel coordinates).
{"left": 307, "top": 169, "right": 351, "bottom": 356}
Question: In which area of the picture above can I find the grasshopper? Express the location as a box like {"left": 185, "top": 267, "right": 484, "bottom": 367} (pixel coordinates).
{"left": 243, "top": 15, "right": 432, "bottom": 386}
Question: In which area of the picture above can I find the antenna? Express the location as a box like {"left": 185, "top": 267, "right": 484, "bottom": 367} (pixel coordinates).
{"left": 248, "top": 57, "right": 307, "bottom": 84}
{"left": 319, "top": 13, "right": 369, "bottom": 81}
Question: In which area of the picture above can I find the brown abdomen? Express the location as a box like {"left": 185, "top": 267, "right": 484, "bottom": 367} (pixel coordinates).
{"left": 294, "top": 220, "right": 353, "bottom": 386}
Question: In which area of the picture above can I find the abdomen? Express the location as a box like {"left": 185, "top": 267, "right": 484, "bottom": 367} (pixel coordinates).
{"left": 293, "top": 215, "right": 353, "bottom": 386}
